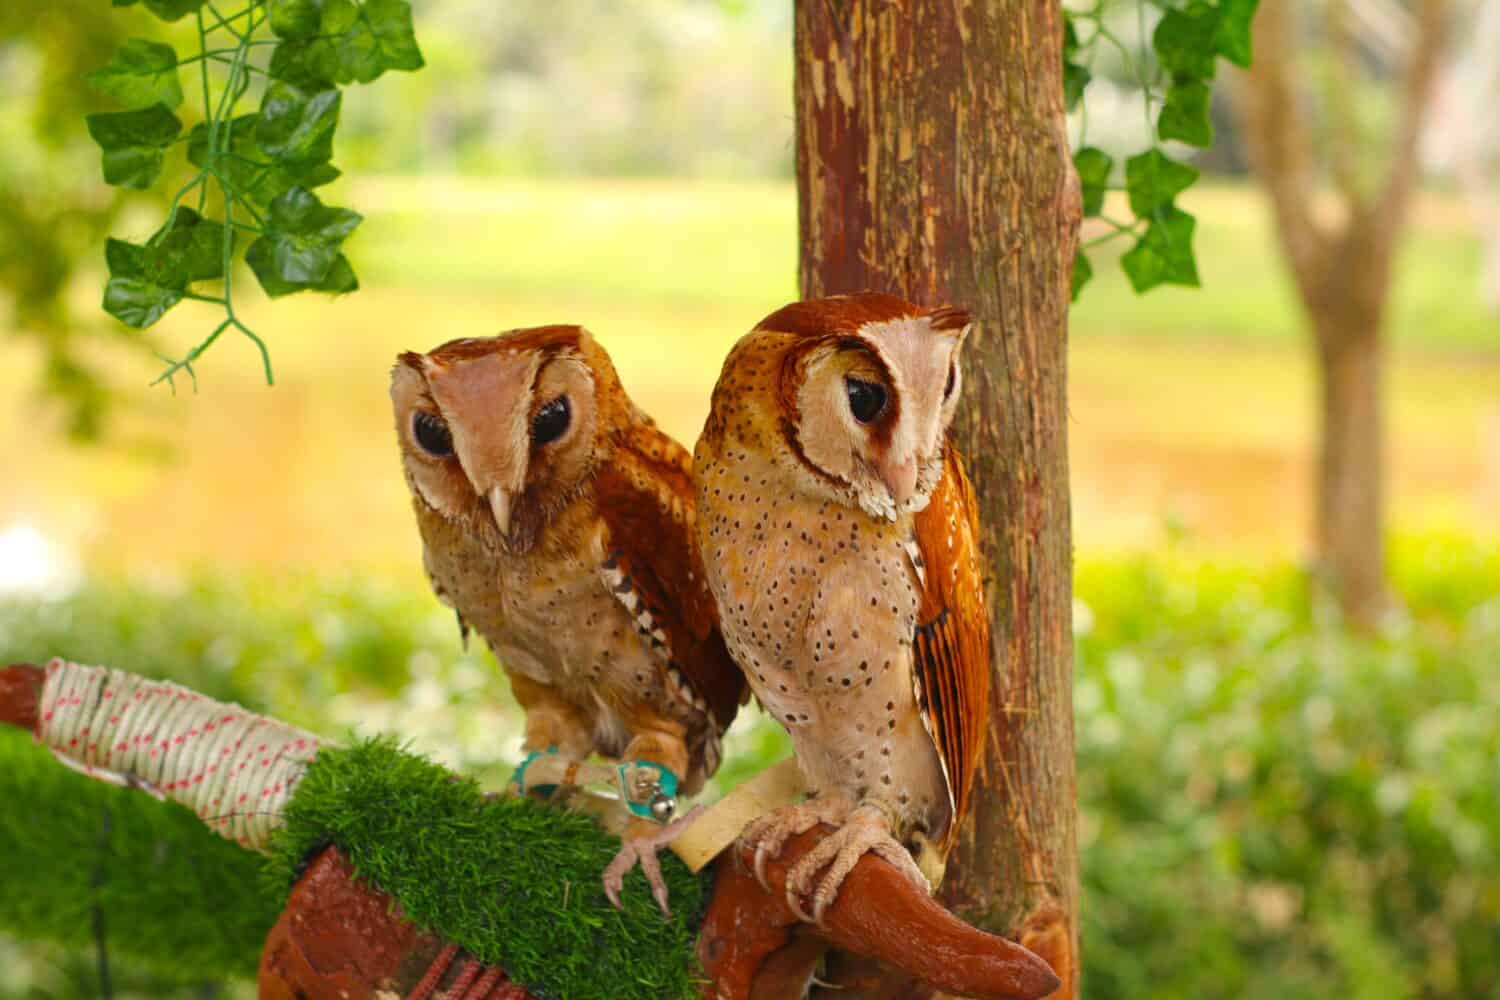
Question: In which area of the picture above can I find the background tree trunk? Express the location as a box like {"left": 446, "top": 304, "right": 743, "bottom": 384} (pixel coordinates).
{"left": 1314, "top": 321, "right": 1386, "bottom": 627}
{"left": 793, "top": 1, "right": 1080, "bottom": 996}
{"left": 1241, "top": 0, "right": 1451, "bottom": 629}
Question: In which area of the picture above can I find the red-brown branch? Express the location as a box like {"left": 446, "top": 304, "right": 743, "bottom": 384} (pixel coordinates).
{"left": 699, "top": 826, "right": 1060, "bottom": 1000}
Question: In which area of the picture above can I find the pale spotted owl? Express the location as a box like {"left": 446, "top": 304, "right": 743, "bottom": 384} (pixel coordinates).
{"left": 694, "top": 293, "right": 991, "bottom": 922}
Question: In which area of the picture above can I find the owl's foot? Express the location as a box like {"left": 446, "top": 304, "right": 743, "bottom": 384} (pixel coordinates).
{"left": 738, "top": 793, "right": 854, "bottom": 893}
{"left": 602, "top": 805, "right": 705, "bottom": 917}
{"left": 784, "top": 804, "right": 932, "bottom": 925}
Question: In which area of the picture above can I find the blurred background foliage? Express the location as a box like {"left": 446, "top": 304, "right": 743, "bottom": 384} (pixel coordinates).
{"left": 1, "top": 535, "right": 1497, "bottom": 997}
{"left": 1, "top": 0, "right": 1498, "bottom": 997}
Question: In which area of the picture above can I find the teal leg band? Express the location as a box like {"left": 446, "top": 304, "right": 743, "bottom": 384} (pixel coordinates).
{"left": 618, "top": 760, "right": 680, "bottom": 822}
{"left": 512, "top": 746, "right": 560, "bottom": 798}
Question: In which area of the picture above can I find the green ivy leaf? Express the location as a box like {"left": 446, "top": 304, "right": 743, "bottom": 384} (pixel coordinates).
{"left": 364, "top": 0, "right": 425, "bottom": 72}
{"left": 86, "top": 104, "right": 182, "bottom": 189}
{"left": 1071, "top": 249, "right": 1093, "bottom": 301}
{"left": 103, "top": 274, "right": 182, "bottom": 328}
{"left": 253, "top": 252, "right": 359, "bottom": 297}
{"left": 141, "top": 0, "right": 206, "bottom": 21}
{"left": 1215, "top": 0, "right": 1259, "bottom": 68}
{"left": 102, "top": 209, "right": 230, "bottom": 328}
{"left": 267, "top": 0, "right": 422, "bottom": 86}
{"left": 151, "top": 208, "right": 230, "bottom": 284}
{"left": 188, "top": 116, "right": 341, "bottom": 207}
{"left": 1157, "top": 78, "right": 1215, "bottom": 147}
{"left": 1074, "top": 146, "right": 1113, "bottom": 218}
{"left": 1153, "top": 3, "right": 1220, "bottom": 81}
{"left": 85, "top": 39, "right": 183, "bottom": 109}
{"left": 1120, "top": 206, "right": 1200, "bottom": 292}
{"left": 1062, "top": 19, "right": 1091, "bottom": 111}
{"left": 1124, "top": 149, "right": 1199, "bottom": 218}
{"left": 315, "top": 254, "right": 359, "bottom": 294}
{"left": 256, "top": 81, "right": 341, "bottom": 165}
{"left": 105, "top": 237, "right": 182, "bottom": 328}
{"left": 245, "top": 186, "right": 362, "bottom": 297}
{"left": 269, "top": 0, "right": 323, "bottom": 40}
{"left": 1064, "top": 62, "right": 1092, "bottom": 112}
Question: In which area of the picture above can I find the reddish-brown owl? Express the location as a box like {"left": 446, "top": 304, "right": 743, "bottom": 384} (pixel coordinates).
{"left": 694, "top": 293, "right": 991, "bottom": 922}
{"left": 391, "top": 325, "right": 745, "bottom": 913}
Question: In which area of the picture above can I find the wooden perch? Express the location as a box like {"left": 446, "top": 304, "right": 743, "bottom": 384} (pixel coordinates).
{"left": 699, "top": 827, "right": 1060, "bottom": 1000}
{"left": 260, "top": 846, "right": 540, "bottom": 1000}
{"left": 1, "top": 662, "right": 1057, "bottom": 999}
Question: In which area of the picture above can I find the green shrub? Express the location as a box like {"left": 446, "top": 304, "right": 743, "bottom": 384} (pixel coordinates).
{"left": 1076, "top": 537, "right": 1500, "bottom": 999}
{"left": 1, "top": 534, "right": 1496, "bottom": 997}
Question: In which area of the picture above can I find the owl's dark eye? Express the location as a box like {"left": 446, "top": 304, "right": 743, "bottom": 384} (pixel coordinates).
{"left": 844, "top": 377, "right": 887, "bottom": 424}
{"left": 944, "top": 363, "right": 957, "bottom": 400}
{"left": 412, "top": 410, "right": 453, "bottom": 457}
{"left": 532, "top": 395, "right": 571, "bottom": 446}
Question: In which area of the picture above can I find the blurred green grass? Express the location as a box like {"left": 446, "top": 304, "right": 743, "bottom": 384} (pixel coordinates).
{"left": 3, "top": 534, "right": 1498, "bottom": 997}
{"left": 2, "top": 178, "right": 1496, "bottom": 578}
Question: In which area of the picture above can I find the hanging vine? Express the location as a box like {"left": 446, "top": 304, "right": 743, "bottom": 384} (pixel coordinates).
{"left": 1065, "top": 0, "right": 1259, "bottom": 298}
{"left": 84, "top": 0, "right": 423, "bottom": 388}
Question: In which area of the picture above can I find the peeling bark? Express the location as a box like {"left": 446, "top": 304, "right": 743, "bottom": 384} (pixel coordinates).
{"left": 794, "top": 2, "right": 1080, "bottom": 997}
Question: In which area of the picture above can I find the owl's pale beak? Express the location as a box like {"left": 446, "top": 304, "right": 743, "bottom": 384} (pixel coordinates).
{"left": 488, "top": 486, "right": 513, "bottom": 535}
{"left": 878, "top": 454, "right": 919, "bottom": 508}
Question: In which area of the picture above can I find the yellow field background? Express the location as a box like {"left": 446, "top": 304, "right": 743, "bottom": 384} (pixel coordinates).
{"left": 2, "top": 178, "right": 1496, "bottom": 585}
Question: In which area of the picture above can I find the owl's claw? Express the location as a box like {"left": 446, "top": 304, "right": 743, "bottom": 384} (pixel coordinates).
{"left": 602, "top": 805, "right": 705, "bottom": 917}
{"left": 783, "top": 805, "right": 931, "bottom": 926}
{"left": 738, "top": 794, "right": 852, "bottom": 893}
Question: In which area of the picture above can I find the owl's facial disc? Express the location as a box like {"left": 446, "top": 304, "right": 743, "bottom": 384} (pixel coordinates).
{"left": 418, "top": 349, "right": 539, "bottom": 536}
{"left": 794, "top": 315, "right": 969, "bottom": 520}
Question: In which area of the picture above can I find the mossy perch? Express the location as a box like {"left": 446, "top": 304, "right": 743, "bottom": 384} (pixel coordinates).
{"left": 0, "top": 662, "right": 1058, "bottom": 999}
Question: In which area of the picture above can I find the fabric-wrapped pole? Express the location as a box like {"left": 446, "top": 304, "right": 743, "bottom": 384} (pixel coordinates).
{"left": 28, "top": 659, "right": 320, "bottom": 850}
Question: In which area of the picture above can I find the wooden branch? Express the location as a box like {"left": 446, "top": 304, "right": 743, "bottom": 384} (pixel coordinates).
{"left": 260, "top": 846, "right": 541, "bottom": 1000}
{"left": 1324, "top": 0, "right": 1368, "bottom": 210}
{"left": 1242, "top": 0, "right": 1332, "bottom": 289}
{"left": 1367, "top": 0, "right": 1452, "bottom": 249}
{"left": 699, "top": 826, "right": 1060, "bottom": 1000}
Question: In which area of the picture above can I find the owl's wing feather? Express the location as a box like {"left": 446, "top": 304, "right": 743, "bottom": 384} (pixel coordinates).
{"left": 911, "top": 439, "right": 992, "bottom": 843}
{"left": 595, "top": 423, "right": 747, "bottom": 731}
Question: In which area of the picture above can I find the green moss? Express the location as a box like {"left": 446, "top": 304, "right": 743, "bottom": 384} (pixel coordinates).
{"left": 0, "top": 728, "right": 281, "bottom": 982}
{"left": 267, "top": 739, "right": 707, "bottom": 1000}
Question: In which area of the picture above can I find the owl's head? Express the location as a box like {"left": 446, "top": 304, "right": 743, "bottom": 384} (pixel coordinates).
{"left": 746, "top": 293, "right": 971, "bottom": 521}
{"left": 391, "top": 325, "right": 631, "bottom": 550}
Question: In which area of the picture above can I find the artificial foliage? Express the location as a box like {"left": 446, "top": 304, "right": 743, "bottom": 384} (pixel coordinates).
{"left": 0, "top": 727, "right": 281, "bottom": 982}
{"left": 85, "top": 0, "right": 424, "bottom": 387}
{"left": 1, "top": 716, "right": 707, "bottom": 996}
{"left": 268, "top": 738, "right": 709, "bottom": 1000}
{"left": 1065, "top": 0, "right": 1259, "bottom": 298}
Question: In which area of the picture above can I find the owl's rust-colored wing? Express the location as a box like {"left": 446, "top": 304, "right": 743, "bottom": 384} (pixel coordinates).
{"left": 595, "top": 422, "right": 747, "bottom": 732}
{"left": 911, "top": 439, "right": 992, "bottom": 844}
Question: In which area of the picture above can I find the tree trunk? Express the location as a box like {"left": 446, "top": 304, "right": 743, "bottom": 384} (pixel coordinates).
{"left": 1242, "top": 0, "right": 1451, "bottom": 629}
{"left": 1313, "top": 321, "right": 1388, "bottom": 627}
{"left": 793, "top": 2, "right": 1080, "bottom": 997}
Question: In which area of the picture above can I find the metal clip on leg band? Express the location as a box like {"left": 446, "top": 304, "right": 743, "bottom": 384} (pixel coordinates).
{"left": 618, "top": 760, "right": 679, "bottom": 823}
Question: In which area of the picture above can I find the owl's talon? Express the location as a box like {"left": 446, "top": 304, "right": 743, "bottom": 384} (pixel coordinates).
{"left": 601, "top": 805, "right": 705, "bottom": 917}
{"left": 738, "top": 794, "right": 852, "bottom": 894}
{"left": 781, "top": 805, "right": 928, "bottom": 927}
